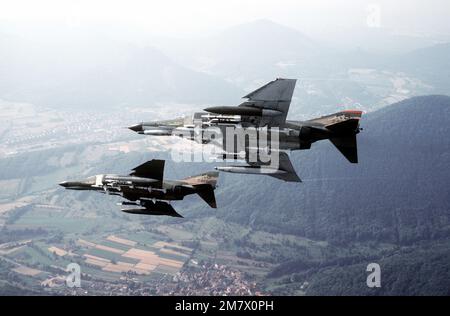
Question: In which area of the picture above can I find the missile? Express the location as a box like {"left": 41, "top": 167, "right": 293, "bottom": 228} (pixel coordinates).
{"left": 58, "top": 181, "right": 95, "bottom": 190}
{"left": 215, "top": 165, "right": 287, "bottom": 176}
{"left": 129, "top": 121, "right": 179, "bottom": 136}
{"left": 117, "top": 201, "right": 138, "bottom": 206}
{"left": 142, "top": 129, "right": 173, "bottom": 136}
{"left": 204, "top": 106, "right": 282, "bottom": 117}
{"left": 128, "top": 123, "right": 143, "bottom": 132}
{"left": 128, "top": 124, "right": 175, "bottom": 136}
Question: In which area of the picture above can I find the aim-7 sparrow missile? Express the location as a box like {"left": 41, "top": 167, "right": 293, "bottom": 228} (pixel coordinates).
{"left": 59, "top": 160, "right": 219, "bottom": 217}
{"left": 203, "top": 105, "right": 283, "bottom": 117}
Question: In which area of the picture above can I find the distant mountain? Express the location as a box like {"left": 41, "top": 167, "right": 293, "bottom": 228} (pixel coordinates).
{"left": 157, "top": 19, "right": 328, "bottom": 84}
{"left": 389, "top": 42, "right": 450, "bottom": 93}
{"left": 0, "top": 29, "right": 242, "bottom": 109}
{"left": 317, "top": 26, "right": 440, "bottom": 55}
{"left": 197, "top": 19, "right": 322, "bottom": 79}
{"left": 209, "top": 95, "right": 450, "bottom": 295}
{"left": 214, "top": 95, "right": 450, "bottom": 245}
{"left": 154, "top": 20, "right": 447, "bottom": 118}
{"left": 304, "top": 240, "right": 450, "bottom": 295}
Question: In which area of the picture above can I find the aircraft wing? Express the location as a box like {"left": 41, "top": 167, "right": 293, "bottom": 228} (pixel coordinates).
{"left": 129, "top": 159, "right": 165, "bottom": 182}
{"left": 246, "top": 151, "right": 301, "bottom": 182}
{"left": 204, "top": 78, "right": 297, "bottom": 128}
{"left": 216, "top": 149, "right": 301, "bottom": 182}
{"left": 241, "top": 78, "right": 297, "bottom": 128}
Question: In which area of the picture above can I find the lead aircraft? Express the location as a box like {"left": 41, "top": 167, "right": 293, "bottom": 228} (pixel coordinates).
{"left": 128, "top": 79, "right": 362, "bottom": 182}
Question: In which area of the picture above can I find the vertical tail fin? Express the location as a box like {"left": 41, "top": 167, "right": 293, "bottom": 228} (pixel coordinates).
{"left": 194, "top": 184, "right": 217, "bottom": 208}
{"left": 183, "top": 171, "right": 219, "bottom": 208}
{"left": 326, "top": 116, "right": 360, "bottom": 164}
{"left": 309, "top": 110, "right": 362, "bottom": 164}
{"left": 329, "top": 134, "right": 358, "bottom": 163}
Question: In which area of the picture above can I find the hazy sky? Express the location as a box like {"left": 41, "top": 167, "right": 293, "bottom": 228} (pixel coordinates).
{"left": 1, "top": 0, "right": 450, "bottom": 38}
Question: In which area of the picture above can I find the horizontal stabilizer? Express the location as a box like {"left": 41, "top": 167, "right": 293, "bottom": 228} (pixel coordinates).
{"left": 308, "top": 110, "right": 362, "bottom": 128}
{"left": 327, "top": 118, "right": 360, "bottom": 134}
{"left": 183, "top": 171, "right": 219, "bottom": 187}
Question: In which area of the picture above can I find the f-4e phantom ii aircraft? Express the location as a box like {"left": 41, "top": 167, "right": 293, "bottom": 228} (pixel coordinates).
{"left": 128, "top": 78, "right": 362, "bottom": 182}
{"left": 59, "top": 160, "right": 219, "bottom": 217}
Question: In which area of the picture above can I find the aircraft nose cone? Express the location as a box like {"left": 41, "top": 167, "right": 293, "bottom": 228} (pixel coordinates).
{"left": 128, "top": 123, "right": 143, "bottom": 132}
{"left": 59, "top": 181, "right": 69, "bottom": 187}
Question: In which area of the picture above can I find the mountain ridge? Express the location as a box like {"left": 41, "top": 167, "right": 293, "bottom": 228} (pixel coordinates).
{"left": 0, "top": 31, "right": 243, "bottom": 109}
{"left": 212, "top": 95, "right": 450, "bottom": 245}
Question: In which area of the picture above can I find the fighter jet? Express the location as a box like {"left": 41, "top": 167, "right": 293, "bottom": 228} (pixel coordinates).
{"left": 59, "top": 160, "right": 219, "bottom": 217}
{"left": 128, "top": 78, "right": 362, "bottom": 181}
